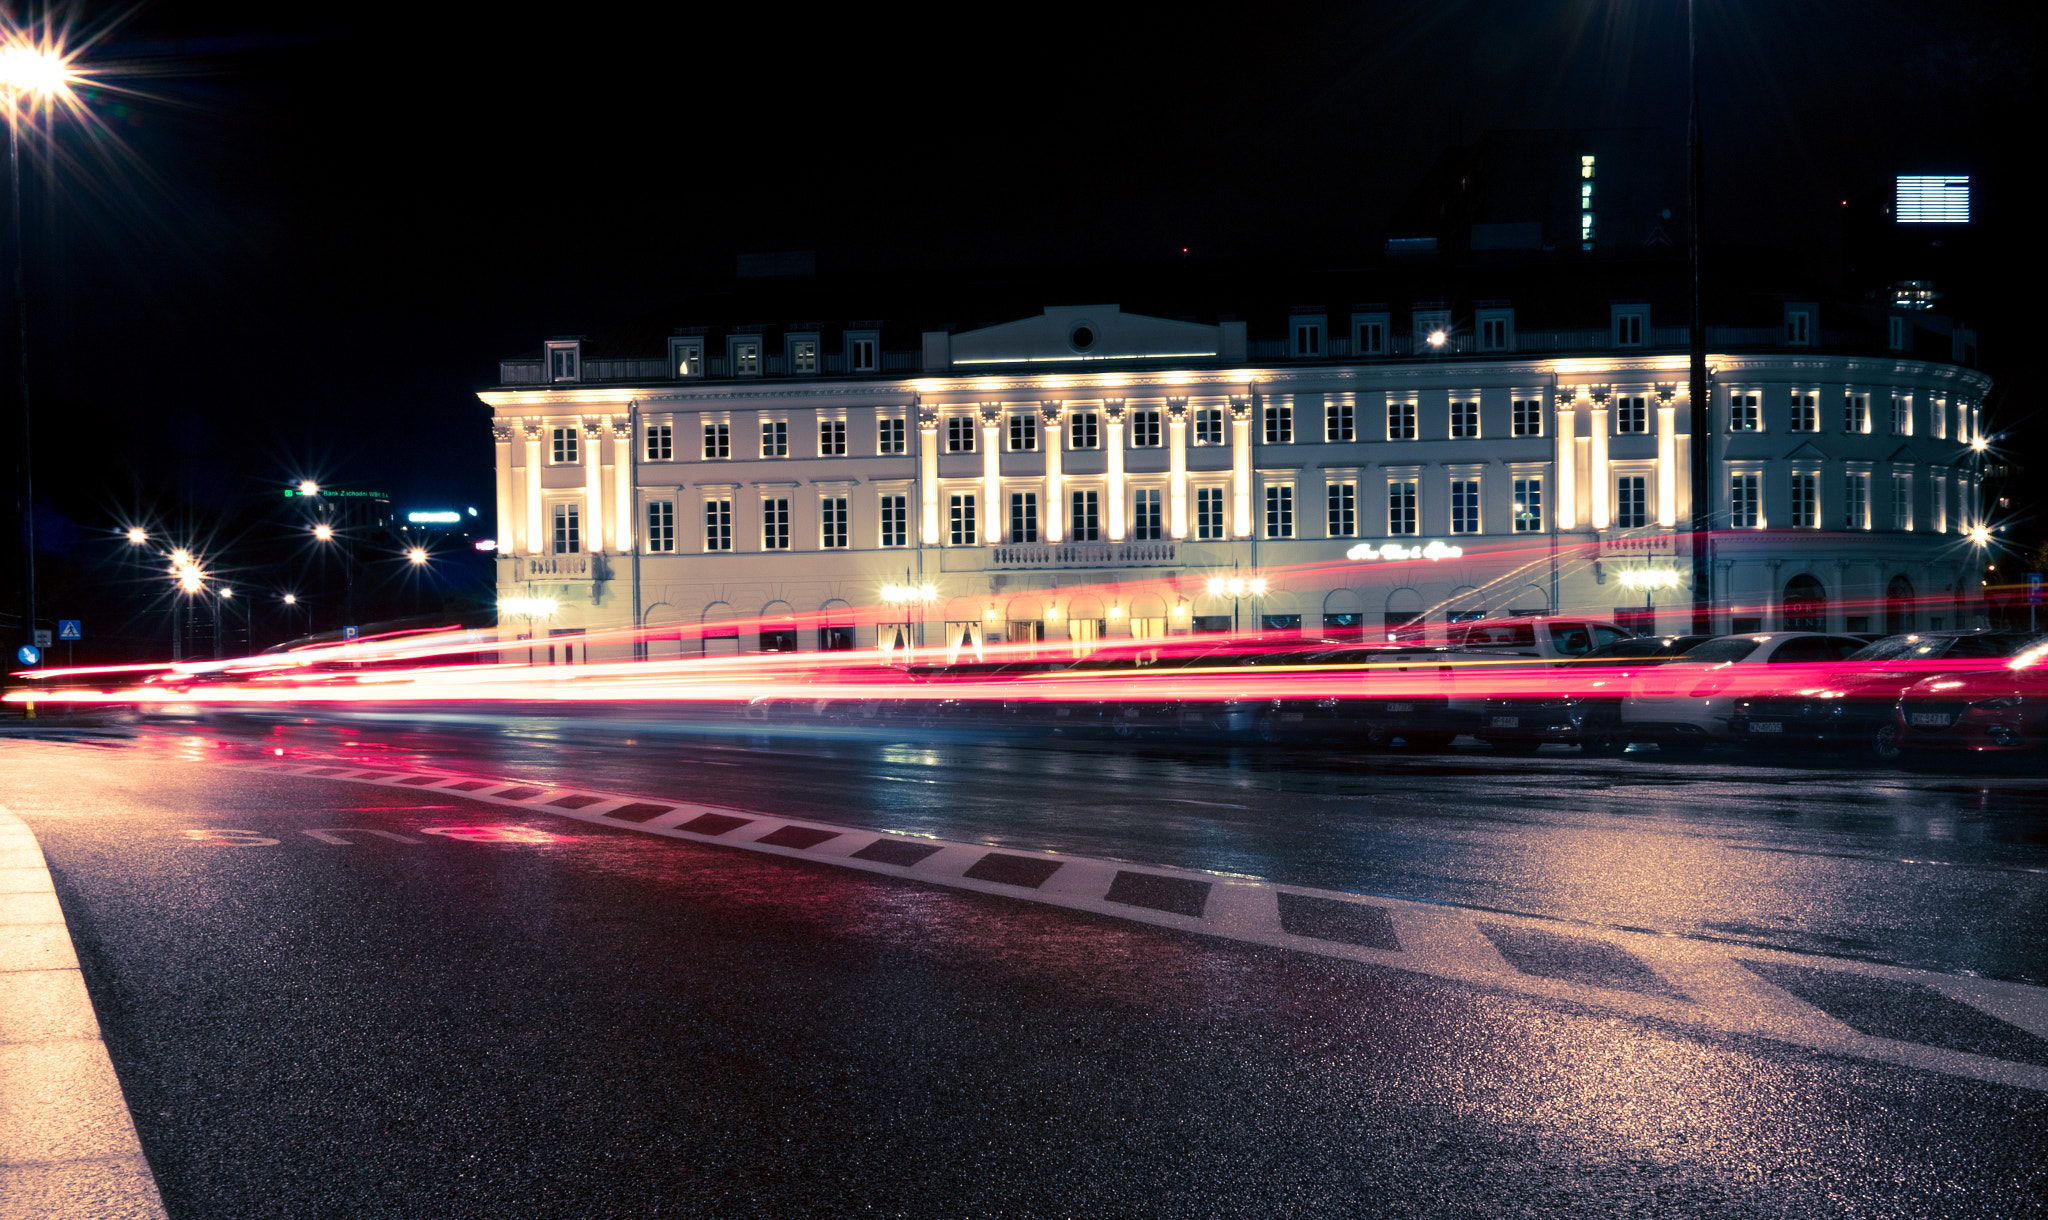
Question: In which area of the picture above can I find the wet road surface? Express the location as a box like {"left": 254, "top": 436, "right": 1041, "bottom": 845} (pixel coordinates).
{"left": 3, "top": 715, "right": 2045, "bottom": 1217}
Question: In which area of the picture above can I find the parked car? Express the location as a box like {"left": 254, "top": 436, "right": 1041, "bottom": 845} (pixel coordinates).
{"left": 1445, "top": 617, "right": 1639, "bottom": 660}
{"left": 1245, "top": 644, "right": 1498, "bottom": 748}
{"left": 1618, "top": 632, "right": 1871, "bottom": 749}
{"left": 1729, "top": 630, "right": 2046, "bottom": 760}
{"left": 1478, "top": 635, "right": 1717, "bottom": 754}
{"left": 1894, "top": 640, "right": 2048, "bottom": 755}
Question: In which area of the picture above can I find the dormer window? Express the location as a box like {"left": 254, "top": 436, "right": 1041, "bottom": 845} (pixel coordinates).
{"left": 1413, "top": 309, "right": 1452, "bottom": 352}
{"left": 1785, "top": 308, "right": 1812, "bottom": 346}
{"left": 1475, "top": 306, "right": 1513, "bottom": 352}
{"left": 546, "top": 340, "right": 581, "bottom": 382}
{"left": 1612, "top": 305, "right": 1646, "bottom": 347}
{"left": 787, "top": 333, "right": 820, "bottom": 375}
{"left": 1291, "top": 317, "right": 1324, "bottom": 358}
{"left": 845, "top": 328, "right": 881, "bottom": 374}
{"left": 1351, "top": 310, "right": 1390, "bottom": 357}
{"left": 729, "top": 338, "right": 761, "bottom": 376}
{"left": 670, "top": 339, "right": 703, "bottom": 378}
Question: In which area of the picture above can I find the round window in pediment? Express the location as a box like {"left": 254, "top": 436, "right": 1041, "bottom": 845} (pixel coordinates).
{"left": 1068, "top": 324, "right": 1096, "bottom": 352}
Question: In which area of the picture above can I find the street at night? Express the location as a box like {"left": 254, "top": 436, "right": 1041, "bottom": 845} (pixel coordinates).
{"left": 3, "top": 715, "right": 2044, "bottom": 1216}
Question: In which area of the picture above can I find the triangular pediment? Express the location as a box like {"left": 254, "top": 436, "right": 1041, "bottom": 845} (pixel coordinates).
{"left": 1884, "top": 443, "right": 1914, "bottom": 462}
{"left": 1783, "top": 441, "right": 1828, "bottom": 461}
{"left": 946, "top": 305, "right": 1222, "bottom": 367}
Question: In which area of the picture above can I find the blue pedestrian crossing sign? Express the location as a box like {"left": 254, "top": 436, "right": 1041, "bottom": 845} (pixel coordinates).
{"left": 57, "top": 620, "right": 81, "bottom": 640}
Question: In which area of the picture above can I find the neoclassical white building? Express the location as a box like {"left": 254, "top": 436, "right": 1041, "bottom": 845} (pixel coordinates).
{"left": 480, "top": 294, "right": 1991, "bottom": 661}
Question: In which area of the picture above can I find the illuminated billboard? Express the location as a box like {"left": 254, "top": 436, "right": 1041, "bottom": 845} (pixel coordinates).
{"left": 1895, "top": 175, "right": 1969, "bottom": 224}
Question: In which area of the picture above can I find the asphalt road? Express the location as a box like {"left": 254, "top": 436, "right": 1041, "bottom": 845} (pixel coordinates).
{"left": 4, "top": 714, "right": 2046, "bottom": 1217}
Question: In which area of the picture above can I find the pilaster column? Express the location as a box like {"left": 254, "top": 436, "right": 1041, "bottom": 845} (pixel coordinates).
{"left": 918, "top": 404, "right": 940, "bottom": 545}
{"left": 1230, "top": 396, "right": 1253, "bottom": 537}
{"left": 493, "top": 424, "right": 514, "bottom": 555}
{"left": 1554, "top": 390, "right": 1579, "bottom": 530}
{"left": 581, "top": 417, "right": 605, "bottom": 552}
{"left": 523, "top": 422, "right": 544, "bottom": 555}
{"left": 1589, "top": 388, "right": 1610, "bottom": 530}
{"left": 1042, "top": 402, "right": 1064, "bottom": 542}
{"left": 610, "top": 416, "right": 633, "bottom": 551}
{"left": 1655, "top": 386, "right": 1677, "bottom": 527}
{"left": 1167, "top": 399, "right": 1189, "bottom": 539}
{"left": 1104, "top": 400, "right": 1127, "bottom": 541}
{"left": 980, "top": 404, "right": 1002, "bottom": 543}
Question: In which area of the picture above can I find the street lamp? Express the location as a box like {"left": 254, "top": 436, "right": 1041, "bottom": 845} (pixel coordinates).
{"left": 1, "top": 33, "right": 80, "bottom": 665}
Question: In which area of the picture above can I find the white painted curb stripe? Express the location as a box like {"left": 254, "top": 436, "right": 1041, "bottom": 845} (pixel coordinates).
{"left": 254, "top": 761, "right": 2048, "bottom": 1094}
{"left": 0, "top": 807, "right": 169, "bottom": 1220}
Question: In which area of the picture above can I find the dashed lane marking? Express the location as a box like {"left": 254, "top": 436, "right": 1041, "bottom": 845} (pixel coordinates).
{"left": 223, "top": 758, "right": 2048, "bottom": 1092}
{"left": 37, "top": 745, "right": 2048, "bottom": 1095}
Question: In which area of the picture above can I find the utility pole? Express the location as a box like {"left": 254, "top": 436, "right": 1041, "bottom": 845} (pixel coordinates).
{"left": 1687, "top": 0, "right": 1713, "bottom": 634}
{"left": 6, "top": 86, "right": 35, "bottom": 661}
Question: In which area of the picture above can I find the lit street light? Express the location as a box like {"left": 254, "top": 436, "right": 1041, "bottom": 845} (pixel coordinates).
{"left": 407, "top": 547, "right": 428, "bottom": 566}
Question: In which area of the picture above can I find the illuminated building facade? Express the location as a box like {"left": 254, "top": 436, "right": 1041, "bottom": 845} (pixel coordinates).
{"left": 481, "top": 287, "right": 1991, "bottom": 659}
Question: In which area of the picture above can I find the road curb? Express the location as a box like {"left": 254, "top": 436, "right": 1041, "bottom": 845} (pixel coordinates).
{"left": 0, "top": 807, "right": 169, "bottom": 1220}
{"left": 247, "top": 759, "right": 2048, "bottom": 1094}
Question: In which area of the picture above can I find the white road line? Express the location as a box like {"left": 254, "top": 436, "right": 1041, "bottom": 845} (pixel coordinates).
{"left": 208, "top": 760, "right": 2048, "bottom": 1093}
{"left": 0, "top": 807, "right": 170, "bottom": 1220}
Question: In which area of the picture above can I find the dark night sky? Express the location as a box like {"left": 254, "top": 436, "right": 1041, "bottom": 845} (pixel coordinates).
{"left": 17, "top": 1, "right": 2041, "bottom": 565}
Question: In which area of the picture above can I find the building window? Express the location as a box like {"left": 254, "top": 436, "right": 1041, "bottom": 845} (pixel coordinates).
{"left": 1480, "top": 317, "right": 1508, "bottom": 351}
{"left": 1326, "top": 400, "right": 1354, "bottom": 442}
{"left": 1730, "top": 391, "right": 1760, "bottom": 433}
{"left": 790, "top": 339, "right": 817, "bottom": 373}
{"left": 1790, "top": 473, "right": 1818, "bottom": 528}
{"left": 1891, "top": 395, "right": 1912, "bottom": 436}
{"left": 644, "top": 423, "right": 673, "bottom": 461}
{"left": 878, "top": 417, "right": 906, "bottom": 455}
{"left": 821, "top": 496, "right": 848, "bottom": 548}
{"left": 1790, "top": 392, "right": 1817, "bottom": 433}
{"left": 1451, "top": 480, "right": 1480, "bottom": 534}
{"left": 1892, "top": 472, "right": 1912, "bottom": 530}
{"left": 1615, "top": 314, "right": 1642, "bottom": 347}
{"left": 646, "top": 501, "right": 675, "bottom": 553}
{"left": 850, "top": 338, "right": 877, "bottom": 372}
{"left": 949, "top": 494, "right": 977, "bottom": 545}
{"left": 1132, "top": 489, "right": 1163, "bottom": 540}
{"left": 1387, "top": 480, "right": 1417, "bottom": 535}
{"left": 762, "top": 498, "right": 791, "bottom": 549}
{"left": 880, "top": 495, "right": 908, "bottom": 547}
{"left": 947, "top": 417, "right": 976, "bottom": 453}
{"left": 1196, "top": 487, "right": 1225, "bottom": 540}
{"left": 1293, "top": 322, "right": 1321, "bottom": 357}
{"left": 1730, "top": 473, "right": 1760, "bottom": 529}
{"left": 1845, "top": 473, "right": 1868, "bottom": 529}
{"left": 703, "top": 421, "right": 730, "bottom": 460}
{"left": 761, "top": 421, "right": 788, "bottom": 458}
{"left": 1888, "top": 316, "right": 1907, "bottom": 351}
{"left": 1450, "top": 399, "right": 1479, "bottom": 439}
{"left": 673, "top": 342, "right": 702, "bottom": 378}
{"left": 1512, "top": 398, "right": 1543, "bottom": 437}
{"left": 1512, "top": 478, "right": 1543, "bottom": 532}
{"left": 1327, "top": 482, "right": 1355, "bottom": 537}
{"left": 550, "top": 426, "right": 579, "bottom": 464}
{"left": 1008, "top": 414, "right": 1038, "bottom": 452}
{"left": 1264, "top": 402, "right": 1292, "bottom": 444}
{"left": 1616, "top": 475, "right": 1646, "bottom": 529}
{"left": 549, "top": 347, "right": 579, "bottom": 381}
{"left": 1131, "top": 410, "right": 1162, "bottom": 447}
{"left": 1194, "top": 408, "right": 1224, "bottom": 446}
{"left": 1357, "top": 321, "right": 1384, "bottom": 355}
{"left": 552, "top": 503, "right": 580, "bottom": 553}
{"left": 1786, "top": 311, "right": 1811, "bottom": 345}
{"left": 1844, "top": 394, "right": 1869, "bottom": 434}
{"left": 704, "top": 499, "right": 732, "bottom": 551}
{"left": 1070, "top": 489, "right": 1100, "bottom": 541}
{"left": 1009, "top": 492, "right": 1039, "bottom": 542}
{"left": 1265, "top": 486, "right": 1294, "bottom": 538}
{"left": 1070, "top": 412, "right": 1099, "bottom": 449}
{"left": 1387, "top": 399, "right": 1416, "bottom": 441}
{"left": 733, "top": 342, "right": 760, "bottom": 375}
{"left": 819, "top": 419, "right": 847, "bottom": 456}
{"left": 1615, "top": 396, "right": 1647, "bottom": 434}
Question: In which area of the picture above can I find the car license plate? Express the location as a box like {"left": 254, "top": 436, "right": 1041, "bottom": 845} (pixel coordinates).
{"left": 1386, "top": 702, "right": 1414, "bottom": 713}
{"left": 1489, "top": 716, "right": 1518, "bottom": 728}
{"left": 1748, "top": 721, "right": 1782, "bottom": 733}
{"left": 1910, "top": 712, "right": 1952, "bottom": 727}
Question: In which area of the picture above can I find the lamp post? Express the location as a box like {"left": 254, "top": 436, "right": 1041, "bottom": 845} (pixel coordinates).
{"left": 1686, "top": 0, "right": 1713, "bottom": 634}
{"left": 1206, "top": 574, "right": 1267, "bottom": 635}
{"left": 1, "top": 37, "right": 77, "bottom": 665}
